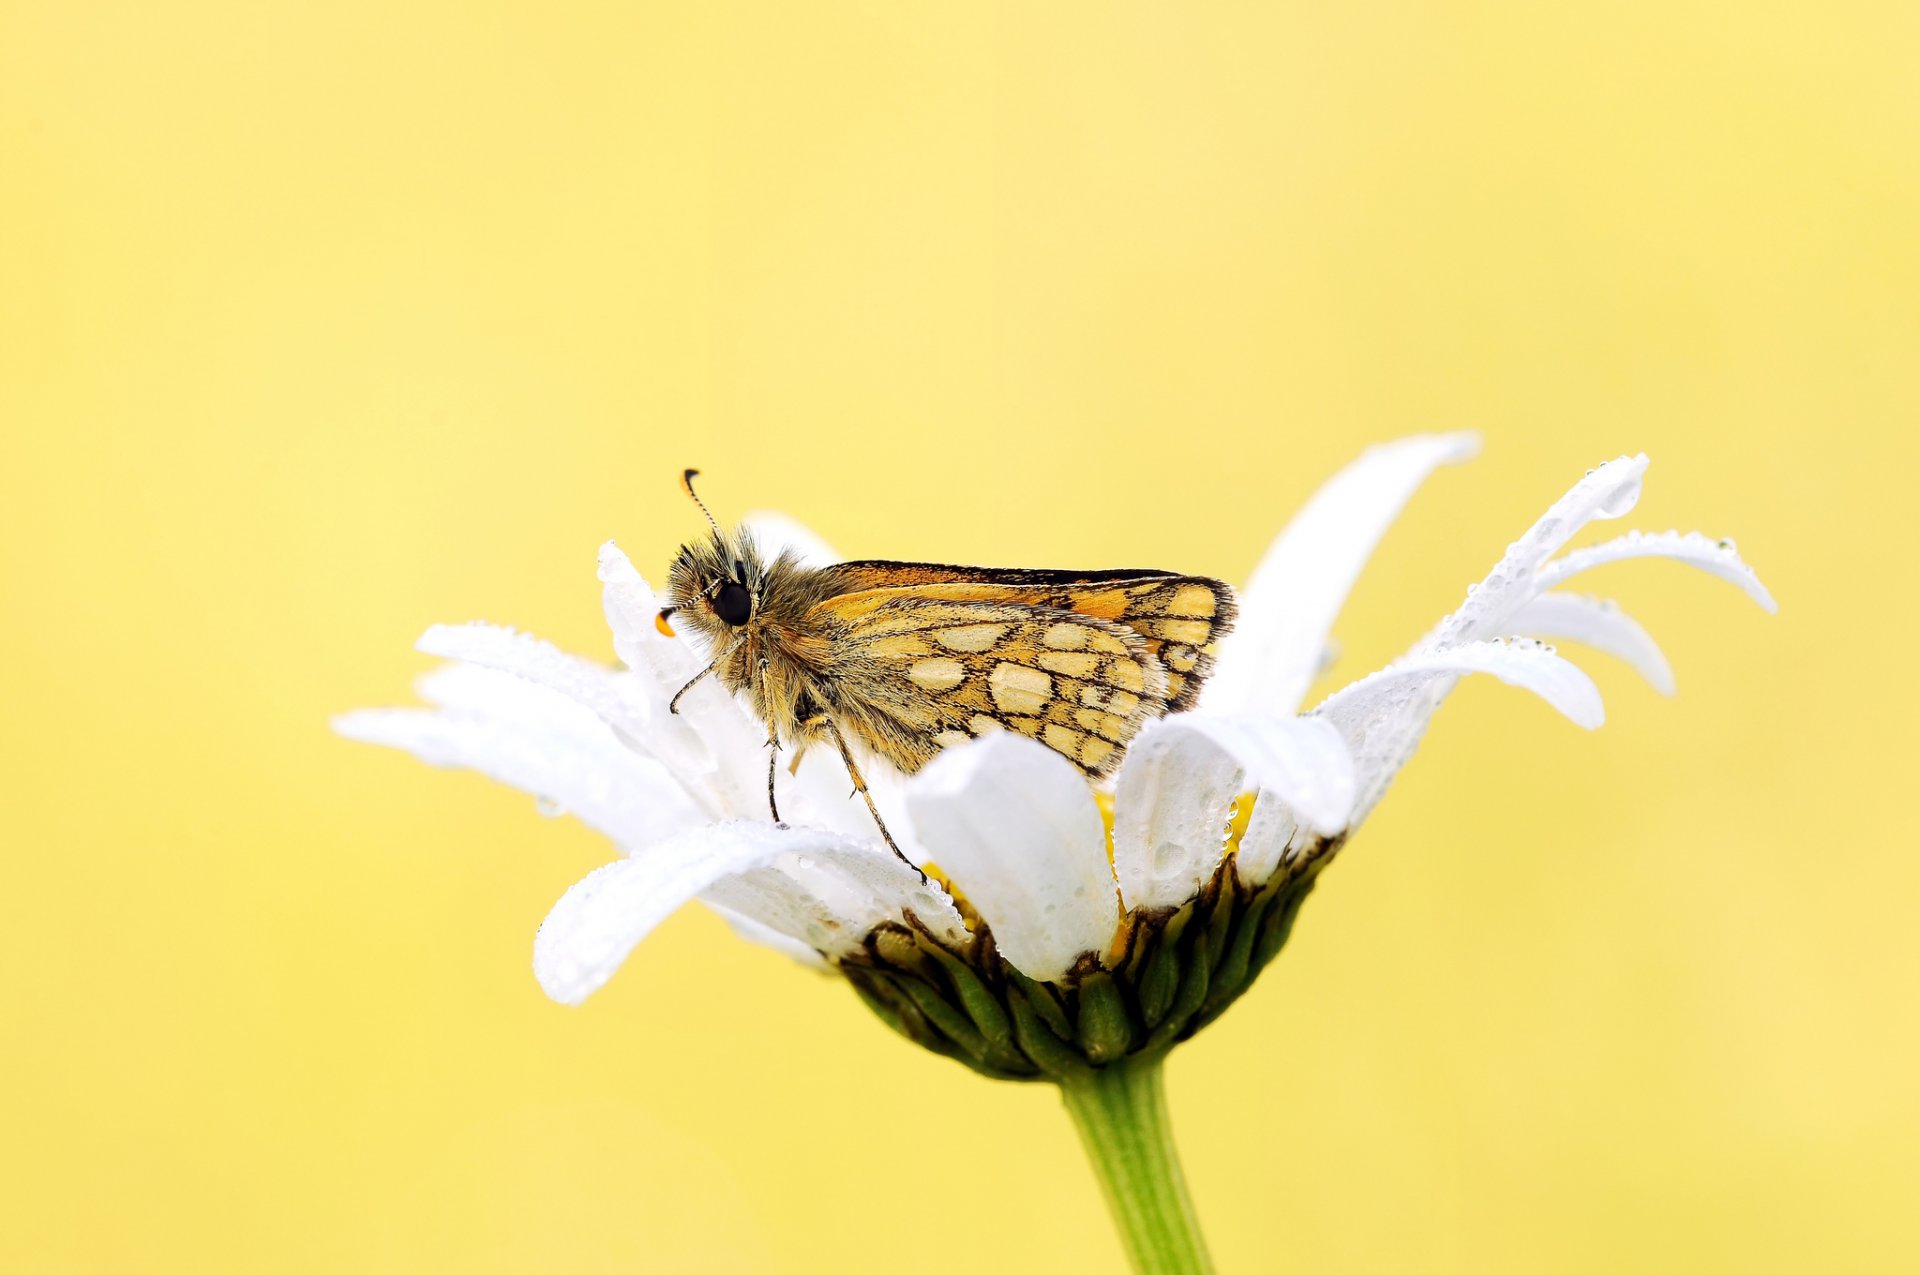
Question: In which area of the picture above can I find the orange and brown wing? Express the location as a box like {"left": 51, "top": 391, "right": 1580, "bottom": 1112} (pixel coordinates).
{"left": 807, "top": 589, "right": 1173, "bottom": 777}
{"left": 816, "top": 562, "right": 1236, "bottom": 711}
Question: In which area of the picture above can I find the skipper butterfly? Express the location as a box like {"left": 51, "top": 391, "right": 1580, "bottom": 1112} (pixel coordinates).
{"left": 658, "top": 472, "right": 1234, "bottom": 866}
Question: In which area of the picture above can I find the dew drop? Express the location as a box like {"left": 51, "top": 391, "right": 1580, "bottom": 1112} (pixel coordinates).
{"left": 536, "top": 796, "right": 567, "bottom": 818}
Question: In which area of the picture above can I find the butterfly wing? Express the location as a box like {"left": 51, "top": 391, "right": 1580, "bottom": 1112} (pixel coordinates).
{"left": 816, "top": 563, "right": 1236, "bottom": 711}
{"left": 807, "top": 591, "right": 1164, "bottom": 776}
{"left": 804, "top": 566, "right": 1234, "bottom": 777}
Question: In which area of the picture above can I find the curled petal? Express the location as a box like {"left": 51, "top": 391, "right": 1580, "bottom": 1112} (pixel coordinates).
{"left": 1535, "top": 530, "right": 1778, "bottom": 614}
{"left": 1206, "top": 433, "right": 1480, "bottom": 717}
{"left": 1112, "top": 715, "right": 1354, "bottom": 911}
{"left": 598, "top": 541, "right": 711, "bottom": 693}
{"left": 701, "top": 833, "right": 968, "bottom": 959}
{"left": 1315, "top": 639, "right": 1605, "bottom": 822}
{"left": 1510, "top": 592, "right": 1676, "bottom": 695}
{"left": 599, "top": 541, "right": 770, "bottom": 814}
{"left": 535, "top": 822, "right": 961, "bottom": 1004}
{"left": 702, "top": 901, "right": 830, "bottom": 969}
{"left": 904, "top": 735, "right": 1116, "bottom": 983}
{"left": 1234, "top": 792, "right": 1302, "bottom": 887}
{"left": 1426, "top": 454, "right": 1649, "bottom": 650}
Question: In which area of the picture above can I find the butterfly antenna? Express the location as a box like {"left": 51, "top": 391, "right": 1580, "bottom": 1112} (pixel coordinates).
{"left": 681, "top": 468, "right": 723, "bottom": 538}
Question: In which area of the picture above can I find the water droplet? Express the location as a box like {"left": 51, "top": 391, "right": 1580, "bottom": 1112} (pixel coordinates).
{"left": 536, "top": 796, "right": 567, "bottom": 818}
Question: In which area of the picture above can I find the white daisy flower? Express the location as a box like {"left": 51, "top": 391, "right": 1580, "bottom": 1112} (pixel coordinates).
{"left": 337, "top": 434, "right": 1772, "bottom": 1076}
{"left": 338, "top": 437, "right": 1771, "bottom": 1272}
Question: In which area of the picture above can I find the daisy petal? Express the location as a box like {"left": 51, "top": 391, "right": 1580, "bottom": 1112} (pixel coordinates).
{"left": 1510, "top": 592, "right": 1676, "bottom": 695}
{"left": 1535, "top": 530, "right": 1778, "bottom": 614}
{"left": 1316, "top": 639, "right": 1605, "bottom": 821}
{"left": 1427, "top": 454, "right": 1649, "bottom": 649}
{"left": 1234, "top": 791, "right": 1302, "bottom": 887}
{"left": 1113, "top": 715, "right": 1354, "bottom": 910}
{"left": 417, "top": 622, "right": 650, "bottom": 740}
{"left": 702, "top": 836, "right": 969, "bottom": 958}
{"left": 904, "top": 735, "right": 1116, "bottom": 983}
{"left": 597, "top": 541, "right": 770, "bottom": 810}
{"left": 598, "top": 541, "right": 709, "bottom": 692}
{"left": 534, "top": 822, "right": 953, "bottom": 1004}
{"left": 1206, "top": 433, "right": 1480, "bottom": 717}
{"left": 334, "top": 694, "right": 702, "bottom": 850}
{"left": 741, "top": 511, "right": 840, "bottom": 568}
{"left": 701, "top": 901, "right": 830, "bottom": 969}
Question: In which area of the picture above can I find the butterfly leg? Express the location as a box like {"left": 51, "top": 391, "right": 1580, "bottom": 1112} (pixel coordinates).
{"left": 764, "top": 721, "right": 784, "bottom": 825}
{"left": 668, "top": 658, "right": 720, "bottom": 715}
{"left": 816, "top": 715, "right": 925, "bottom": 881}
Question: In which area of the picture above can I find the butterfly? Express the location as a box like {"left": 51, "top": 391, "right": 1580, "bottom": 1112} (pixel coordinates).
{"left": 657, "top": 471, "right": 1235, "bottom": 867}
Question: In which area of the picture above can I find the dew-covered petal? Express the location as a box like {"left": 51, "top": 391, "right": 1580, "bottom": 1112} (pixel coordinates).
{"left": 417, "top": 622, "right": 650, "bottom": 741}
{"left": 598, "top": 540, "right": 768, "bottom": 814}
{"left": 334, "top": 676, "right": 704, "bottom": 851}
{"left": 1206, "top": 434, "right": 1480, "bottom": 717}
{"left": 534, "top": 822, "right": 958, "bottom": 1004}
{"left": 701, "top": 900, "right": 830, "bottom": 970}
{"left": 1534, "top": 530, "right": 1778, "bottom": 614}
{"left": 1233, "top": 792, "right": 1302, "bottom": 887}
{"left": 741, "top": 511, "right": 840, "bottom": 568}
{"left": 1510, "top": 592, "right": 1676, "bottom": 695}
{"left": 1109, "top": 721, "right": 1243, "bottom": 912}
{"left": 1315, "top": 639, "right": 1605, "bottom": 823}
{"left": 1424, "top": 454, "right": 1649, "bottom": 651}
{"left": 598, "top": 541, "right": 734, "bottom": 703}
{"left": 903, "top": 735, "right": 1116, "bottom": 983}
{"left": 701, "top": 834, "right": 969, "bottom": 959}
{"left": 1112, "top": 714, "right": 1354, "bottom": 911}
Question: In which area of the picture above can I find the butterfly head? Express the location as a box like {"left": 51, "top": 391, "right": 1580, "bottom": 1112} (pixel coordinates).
{"left": 660, "top": 470, "right": 767, "bottom": 641}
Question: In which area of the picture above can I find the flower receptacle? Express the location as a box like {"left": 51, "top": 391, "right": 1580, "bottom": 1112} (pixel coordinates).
{"left": 839, "top": 849, "right": 1334, "bottom": 1082}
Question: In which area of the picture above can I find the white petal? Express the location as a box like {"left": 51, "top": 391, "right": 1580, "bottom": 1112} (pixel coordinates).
{"left": 1112, "top": 715, "right": 1354, "bottom": 911}
{"left": 416, "top": 622, "right": 650, "bottom": 741}
{"left": 598, "top": 541, "right": 770, "bottom": 817}
{"left": 1205, "top": 433, "right": 1480, "bottom": 717}
{"left": 701, "top": 836, "right": 969, "bottom": 958}
{"left": 534, "top": 821, "right": 959, "bottom": 1004}
{"left": 1315, "top": 639, "right": 1605, "bottom": 824}
{"left": 1535, "top": 530, "right": 1779, "bottom": 614}
{"left": 700, "top": 900, "right": 830, "bottom": 969}
{"left": 598, "top": 540, "right": 709, "bottom": 691}
{"left": 414, "top": 658, "right": 616, "bottom": 741}
{"left": 903, "top": 735, "right": 1116, "bottom": 983}
{"left": 1510, "top": 592, "right": 1676, "bottom": 695}
{"left": 334, "top": 694, "right": 702, "bottom": 851}
{"left": 1110, "top": 722, "right": 1244, "bottom": 912}
{"left": 1234, "top": 792, "right": 1302, "bottom": 887}
{"left": 740, "top": 511, "right": 840, "bottom": 568}
{"left": 1424, "top": 454, "right": 1650, "bottom": 650}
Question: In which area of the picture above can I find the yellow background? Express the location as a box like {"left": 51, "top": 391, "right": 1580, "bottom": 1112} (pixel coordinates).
{"left": 3, "top": 3, "right": 1914, "bottom": 1271}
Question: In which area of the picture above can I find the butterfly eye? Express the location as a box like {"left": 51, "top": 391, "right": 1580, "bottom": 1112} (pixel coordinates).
{"left": 714, "top": 581, "right": 753, "bottom": 626}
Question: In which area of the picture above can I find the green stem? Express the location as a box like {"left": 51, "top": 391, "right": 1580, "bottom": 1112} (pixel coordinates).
{"left": 1058, "top": 1056, "right": 1214, "bottom": 1274}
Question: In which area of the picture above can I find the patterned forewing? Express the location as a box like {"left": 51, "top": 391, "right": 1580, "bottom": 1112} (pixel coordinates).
{"left": 812, "top": 590, "right": 1173, "bottom": 776}
{"left": 815, "top": 565, "right": 1236, "bottom": 712}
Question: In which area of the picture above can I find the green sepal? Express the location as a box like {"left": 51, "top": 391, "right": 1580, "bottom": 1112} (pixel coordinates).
{"left": 889, "top": 968, "right": 991, "bottom": 1062}
{"left": 1010, "top": 968, "right": 1075, "bottom": 1041}
{"left": 1075, "top": 971, "right": 1136, "bottom": 1064}
{"left": 1198, "top": 882, "right": 1275, "bottom": 1021}
{"left": 1137, "top": 906, "right": 1193, "bottom": 1028}
{"left": 1007, "top": 980, "right": 1092, "bottom": 1079}
{"left": 1251, "top": 874, "right": 1316, "bottom": 975}
{"left": 921, "top": 941, "right": 1014, "bottom": 1051}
